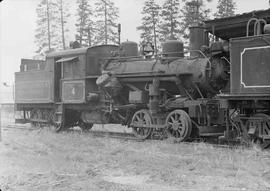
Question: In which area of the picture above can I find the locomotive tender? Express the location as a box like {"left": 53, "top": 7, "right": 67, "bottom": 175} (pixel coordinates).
{"left": 15, "top": 9, "right": 270, "bottom": 147}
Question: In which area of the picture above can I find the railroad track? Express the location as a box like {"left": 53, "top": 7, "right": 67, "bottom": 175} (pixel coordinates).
{"left": 85, "top": 130, "right": 144, "bottom": 142}
{"left": 1, "top": 124, "right": 37, "bottom": 131}
{"left": 1, "top": 123, "right": 250, "bottom": 149}
{"left": 1, "top": 124, "right": 143, "bottom": 142}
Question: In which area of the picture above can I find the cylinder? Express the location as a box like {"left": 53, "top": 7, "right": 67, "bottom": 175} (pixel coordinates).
{"left": 189, "top": 25, "right": 206, "bottom": 57}
{"left": 162, "top": 40, "right": 184, "bottom": 57}
{"left": 149, "top": 99, "right": 159, "bottom": 114}
{"left": 149, "top": 85, "right": 159, "bottom": 96}
{"left": 121, "top": 41, "right": 138, "bottom": 57}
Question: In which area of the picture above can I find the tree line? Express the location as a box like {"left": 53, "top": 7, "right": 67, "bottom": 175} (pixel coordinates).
{"left": 35, "top": 0, "right": 119, "bottom": 57}
{"left": 35, "top": 0, "right": 236, "bottom": 58}
{"left": 137, "top": 0, "right": 236, "bottom": 49}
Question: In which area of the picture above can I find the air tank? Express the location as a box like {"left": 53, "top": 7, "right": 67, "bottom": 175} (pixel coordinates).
{"left": 162, "top": 40, "right": 184, "bottom": 57}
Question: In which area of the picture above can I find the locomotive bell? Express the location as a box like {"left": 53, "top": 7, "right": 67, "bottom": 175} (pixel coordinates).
{"left": 161, "top": 40, "right": 184, "bottom": 58}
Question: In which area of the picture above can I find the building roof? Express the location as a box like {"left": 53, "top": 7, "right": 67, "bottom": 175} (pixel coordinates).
{"left": 204, "top": 9, "right": 270, "bottom": 40}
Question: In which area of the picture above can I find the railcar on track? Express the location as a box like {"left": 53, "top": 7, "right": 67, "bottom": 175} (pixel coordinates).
{"left": 15, "top": 9, "right": 270, "bottom": 148}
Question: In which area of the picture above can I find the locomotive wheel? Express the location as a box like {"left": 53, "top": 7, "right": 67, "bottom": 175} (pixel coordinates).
{"left": 52, "top": 122, "right": 64, "bottom": 132}
{"left": 165, "top": 110, "right": 192, "bottom": 142}
{"left": 50, "top": 111, "right": 65, "bottom": 132}
{"left": 131, "top": 109, "right": 153, "bottom": 139}
{"left": 248, "top": 113, "right": 270, "bottom": 149}
{"left": 30, "top": 109, "right": 39, "bottom": 128}
{"left": 79, "top": 121, "right": 93, "bottom": 131}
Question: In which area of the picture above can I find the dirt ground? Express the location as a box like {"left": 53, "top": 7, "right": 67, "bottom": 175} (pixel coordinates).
{"left": 1, "top": 111, "right": 270, "bottom": 191}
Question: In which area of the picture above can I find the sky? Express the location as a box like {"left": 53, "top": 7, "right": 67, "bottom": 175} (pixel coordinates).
{"left": 0, "top": 0, "right": 269, "bottom": 86}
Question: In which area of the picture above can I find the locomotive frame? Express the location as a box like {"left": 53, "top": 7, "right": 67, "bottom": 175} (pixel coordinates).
{"left": 15, "top": 9, "right": 270, "bottom": 148}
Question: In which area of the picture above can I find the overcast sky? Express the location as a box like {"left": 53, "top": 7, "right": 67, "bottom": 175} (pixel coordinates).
{"left": 0, "top": 0, "right": 269, "bottom": 84}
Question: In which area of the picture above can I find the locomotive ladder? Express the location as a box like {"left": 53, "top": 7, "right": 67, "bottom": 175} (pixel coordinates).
{"left": 54, "top": 102, "right": 65, "bottom": 131}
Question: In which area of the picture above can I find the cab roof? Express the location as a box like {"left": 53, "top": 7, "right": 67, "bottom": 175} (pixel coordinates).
{"left": 204, "top": 8, "right": 270, "bottom": 40}
{"left": 46, "top": 44, "right": 118, "bottom": 58}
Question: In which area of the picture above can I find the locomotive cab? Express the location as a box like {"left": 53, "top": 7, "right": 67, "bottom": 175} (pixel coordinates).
{"left": 46, "top": 45, "right": 118, "bottom": 104}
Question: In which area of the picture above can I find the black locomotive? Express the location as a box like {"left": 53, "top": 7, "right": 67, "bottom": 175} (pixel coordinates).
{"left": 15, "top": 9, "right": 270, "bottom": 148}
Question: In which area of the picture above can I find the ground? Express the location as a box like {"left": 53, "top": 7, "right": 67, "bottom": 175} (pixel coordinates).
{"left": 1, "top": 110, "right": 270, "bottom": 191}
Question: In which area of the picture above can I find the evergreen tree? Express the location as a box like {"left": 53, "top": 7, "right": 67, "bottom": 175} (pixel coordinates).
{"left": 35, "top": 0, "right": 59, "bottom": 57}
{"left": 214, "top": 0, "right": 236, "bottom": 18}
{"left": 75, "top": 0, "right": 95, "bottom": 47}
{"left": 56, "top": 0, "right": 70, "bottom": 49}
{"left": 180, "top": 0, "right": 211, "bottom": 39}
{"left": 95, "top": 0, "right": 119, "bottom": 45}
{"left": 137, "top": 0, "right": 161, "bottom": 53}
{"left": 159, "top": 0, "right": 181, "bottom": 41}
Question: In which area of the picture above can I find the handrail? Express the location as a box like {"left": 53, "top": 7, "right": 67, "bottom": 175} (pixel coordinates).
{"left": 247, "top": 18, "right": 258, "bottom": 37}
{"left": 247, "top": 18, "right": 267, "bottom": 37}
{"left": 221, "top": 56, "right": 231, "bottom": 66}
{"left": 255, "top": 19, "right": 267, "bottom": 35}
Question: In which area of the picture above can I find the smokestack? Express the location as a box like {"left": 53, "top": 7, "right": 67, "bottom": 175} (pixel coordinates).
{"left": 189, "top": 24, "right": 207, "bottom": 57}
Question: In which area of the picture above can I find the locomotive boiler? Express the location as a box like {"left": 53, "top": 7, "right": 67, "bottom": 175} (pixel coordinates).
{"left": 98, "top": 40, "right": 230, "bottom": 101}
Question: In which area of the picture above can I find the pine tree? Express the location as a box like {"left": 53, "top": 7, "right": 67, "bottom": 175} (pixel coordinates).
{"left": 35, "top": 0, "right": 59, "bottom": 57}
{"left": 75, "top": 0, "right": 95, "bottom": 47}
{"left": 180, "top": 0, "right": 211, "bottom": 39}
{"left": 95, "top": 0, "right": 119, "bottom": 45}
{"left": 137, "top": 0, "right": 161, "bottom": 52}
{"left": 56, "top": 0, "right": 70, "bottom": 49}
{"left": 214, "top": 0, "right": 236, "bottom": 18}
{"left": 159, "top": 0, "right": 181, "bottom": 41}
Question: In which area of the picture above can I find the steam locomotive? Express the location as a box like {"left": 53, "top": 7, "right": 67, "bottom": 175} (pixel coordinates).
{"left": 15, "top": 9, "right": 270, "bottom": 148}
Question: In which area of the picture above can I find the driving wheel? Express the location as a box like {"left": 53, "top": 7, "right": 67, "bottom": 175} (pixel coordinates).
{"left": 131, "top": 109, "right": 153, "bottom": 139}
{"left": 166, "top": 110, "right": 192, "bottom": 142}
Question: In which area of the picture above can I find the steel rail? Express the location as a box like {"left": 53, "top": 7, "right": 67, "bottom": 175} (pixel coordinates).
{"left": 1, "top": 123, "right": 261, "bottom": 149}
